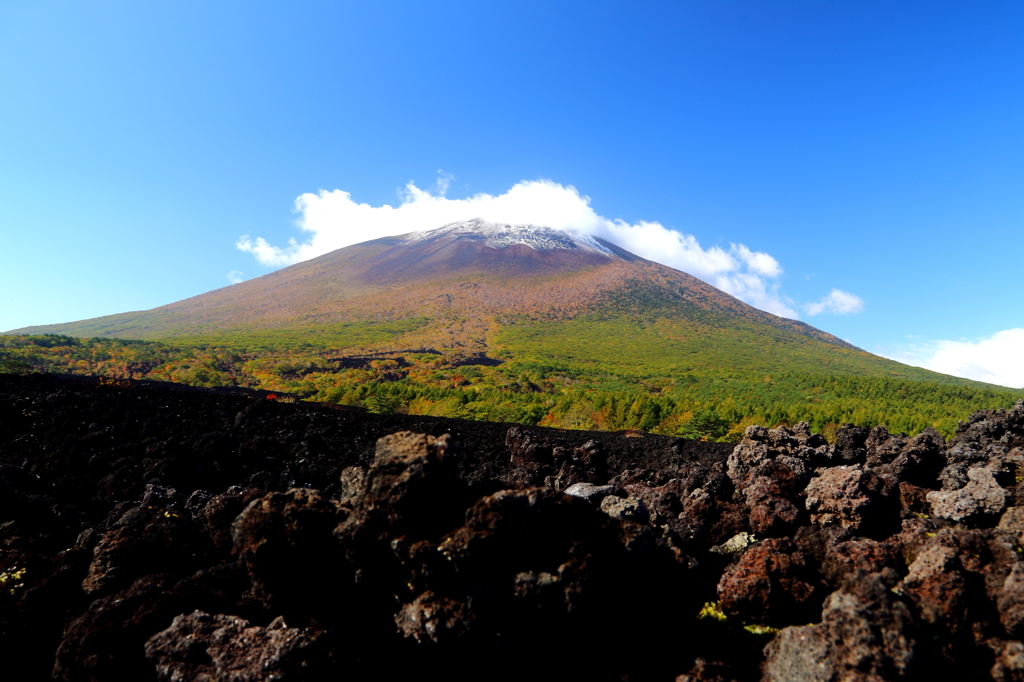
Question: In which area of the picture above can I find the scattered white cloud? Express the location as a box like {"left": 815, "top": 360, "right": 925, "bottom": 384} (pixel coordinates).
{"left": 237, "top": 177, "right": 865, "bottom": 320}
{"left": 804, "top": 289, "right": 865, "bottom": 316}
{"left": 732, "top": 244, "right": 783, "bottom": 278}
{"left": 226, "top": 270, "right": 244, "bottom": 284}
{"left": 892, "top": 329, "right": 1024, "bottom": 389}
{"left": 433, "top": 169, "right": 454, "bottom": 196}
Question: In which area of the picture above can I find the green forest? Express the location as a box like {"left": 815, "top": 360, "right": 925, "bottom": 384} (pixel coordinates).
{"left": 3, "top": 332, "right": 1021, "bottom": 442}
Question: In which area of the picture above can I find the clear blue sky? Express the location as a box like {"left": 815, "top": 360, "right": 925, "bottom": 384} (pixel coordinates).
{"left": 2, "top": 1, "right": 1023, "bottom": 385}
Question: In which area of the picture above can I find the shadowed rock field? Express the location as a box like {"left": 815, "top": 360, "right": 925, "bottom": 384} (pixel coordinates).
{"left": 3, "top": 373, "right": 1024, "bottom": 681}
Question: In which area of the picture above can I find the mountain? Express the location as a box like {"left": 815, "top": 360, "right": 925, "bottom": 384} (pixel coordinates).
{"left": 6, "top": 219, "right": 1020, "bottom": 439}
{"left": 0, "top": 219, "right": 973, "bottom": 380}
{"left": 12, "top": 218, "right": 849, "bottom": 349}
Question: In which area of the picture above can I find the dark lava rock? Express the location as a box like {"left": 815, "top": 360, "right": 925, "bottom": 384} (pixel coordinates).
{"left": 231, "top": 488, "right": 346, "bottom": 618}
{"left": 741, "top": 460, "right": 805, "bottom": 537}
{"left": 727, "top": 422, "right": 832, "bottom": 492}
{"left": 832, "top": 423, "right": 870, "bottom": 465}
{"left": 927, "top": 465, "right": 1009, "bottom": 524}
{"left": 726, "top": 423, "right": 832, "bottom": 539}
{"left": 989, "top": 638, "right": 1024, "bottom": 681}
{"left": 196, "top": 486, "right": 263, "bottom": 552}
{"left": 821, "top": 536, "right": 902, "bottom": 589}
{"left": 8, "top": 374, "right": 1024, "bottom": 681}
{"left": 52, "top": 568, "right": 253, "bottom": 682}
{"left": 762, "top": 569, "right": 919, "bottom": 681}
{"left": 717, "top": 537, "right": 825, "bottom": 627}
{"left": 804, "top": 463, "right": 899, "bottom": 536}
{"left": 145, "top": 610, "right": 325, "bottom": 682}
{"left": 81, "top": 505, "right": 212, "bottom": 597}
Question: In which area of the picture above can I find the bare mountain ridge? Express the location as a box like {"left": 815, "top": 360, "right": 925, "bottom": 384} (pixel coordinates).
{"left": 9, "top": 219, "right": 854, "bottom": 351}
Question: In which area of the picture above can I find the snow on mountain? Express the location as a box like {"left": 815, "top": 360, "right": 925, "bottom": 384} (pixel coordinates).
{"left": 401, "top": 218, "right": 618, "bottom": 258}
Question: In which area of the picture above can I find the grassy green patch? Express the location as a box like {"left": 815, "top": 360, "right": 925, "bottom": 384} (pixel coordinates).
{"left": 3, "top": 316, "right": 1021, "bottom": 441}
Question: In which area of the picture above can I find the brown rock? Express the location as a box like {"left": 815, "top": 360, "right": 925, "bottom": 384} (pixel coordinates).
{"left": 746, "top": 495, "right": 801, "bottom": 537}
{"left": 145, "top": 610, "right": 323, "bottom": 682}
{"left": 1000, "top": 564, "right": 1024, "bottom": 639}
{"left": 394, "top": 591, "right": 474, "bottom": 645}
{"left": 898, "top": 544, "right": 969, "bottom": 634}
{"left": 727, "top": 423, "right": 831, "bottom": 492}
{"left": 950, "top": 401, "right": 1024, "bottom": 452}
{"left": 1001, "top": 507, "right": 1024, "bottom": 544}
{"left": 196, "top": 486, "right": 262, "bottom": 551}
{"left": 360, "top": 431, "right": 466, "bottom": 537}
{"left": 82, "top": 506, "right": 210, "bottom": 596}
{"left": 820, "top": 537, "right": 902, "bottom": 589}
{"left": 927, "top": 466, "right": 1008, "bottom": 524}
{"left": 866, "top": 426, "right": 944, "bottom": 486}
{"left": 887, "top": 427, "right": 945, "bottom": 486}
{"left": 898, "top": 482, "right": 932, "bottom": 518}
{"left": 506, "top": 426, "right": 555, "bottom": 468}
{"left": 742, "top": 460, "right": 804, "bottom": 537}
{"left": 55, "top": 574, "right": 194, "bottom": 681}
{"left": 865, "top": 425, "right": 908, "bottom": 468}
{"left": 804, "top": 464, "right": 898, "bottom": 535}
{"left": 762, "top": 569, "right": 918, "bottom": 681}
{"left": 897, "top": 526, "right": 1022, "bottom": 646}
{"left": 622, "top": 478, "right": 689, "bottom": 526}
{"left": 833, "top": 423, "right": 870, "bottom": 465}
{"left": 231, "top": 488, "right": 346, "bottom": 613}
{"left": 717, "top": 537, "right": 823, "bottom": 627}
{"left": 600, "top": 495, "right": 650, "bottom": 524}
{"left": 427, "top": 485, "right": 699, "bottom": 677}
{"left": 990, "top": 639, "right": 1024, "bottom": 682}
{"left": 337, "top": 465, "right": 366, "bottom": 506}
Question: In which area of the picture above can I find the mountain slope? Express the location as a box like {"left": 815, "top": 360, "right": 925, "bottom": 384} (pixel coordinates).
{"left": 4, "top": 218, "right": 999, "bottom": 389}
{"left": 5, "top": 219, "right": 1022, "bottom": 438}
{"left": 12, "top": 219, "right": 843, "bottom": 342}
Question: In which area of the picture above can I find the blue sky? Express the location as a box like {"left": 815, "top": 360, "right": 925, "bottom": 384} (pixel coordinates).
{"left": 2, "top": 1, "right": 1023, "bottom": 386}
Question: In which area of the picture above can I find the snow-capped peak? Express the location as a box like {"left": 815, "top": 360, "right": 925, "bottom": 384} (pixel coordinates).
{"left": 401, "top": 218, "right": 618, "bottom": 258}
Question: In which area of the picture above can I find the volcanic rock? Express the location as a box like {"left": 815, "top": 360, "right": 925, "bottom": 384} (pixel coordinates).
{"left": 717, "top": 537, "right": 824, "bottom": 627}
{"left": 145, "top": 610, "right": 324, "bottom": 682}
{"left": 231, "top": 488, "right": 346, "bottom": 618}
{"left": 927, "top": 465, "right": 1009, "bottom": 524}
{"left": 600, "top": 494, "right": 650, "bottom": 523}
{"left": 990, "top": 638, "right": 1024, "bottom": 681}
{"left": 762, "top": 569, "right": 918, "bottom": 681}
{"left": 804, "top": 464, "right": 899, "bottom": 535}
{"left": 8, "top": 374, "right": 1024, "bottom": 680}
{"left": 563, "top": 481, "right": 627, "bottom": 504}
{"left": 727, "top": 422, "right": 832, "bottom": 491}
{"left": 82, "top": 505, "right": 211, "bottom": 597}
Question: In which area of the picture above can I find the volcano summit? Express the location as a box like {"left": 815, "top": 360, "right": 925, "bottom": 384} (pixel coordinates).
{"left": 402, "top": 219, "right": 619, "bottom": 258}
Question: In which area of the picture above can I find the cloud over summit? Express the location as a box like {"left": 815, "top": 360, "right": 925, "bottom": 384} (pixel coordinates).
{"left": 238, "top": 178, "right": 857, "bottom": 320}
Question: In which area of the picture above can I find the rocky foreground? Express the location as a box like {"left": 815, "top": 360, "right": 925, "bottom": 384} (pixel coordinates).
{"left": 3, "top": 374, "right": 1024, "bottom": 680}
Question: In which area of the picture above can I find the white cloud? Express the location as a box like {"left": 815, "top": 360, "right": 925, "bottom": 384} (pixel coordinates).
{"left": 732, "top": 243, "right": 783, "bottom": 278}
{"left": 226, "top": 270, "right": 244, "bottom": 284}
{"left": 237, "top": 178, "right": 809, "bottom": 317}
{"left": 898, "top": 329, "right": 1024, "bottom": 389}
{"left": 804, "top": 289, "right": 865, "bottom": 316}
